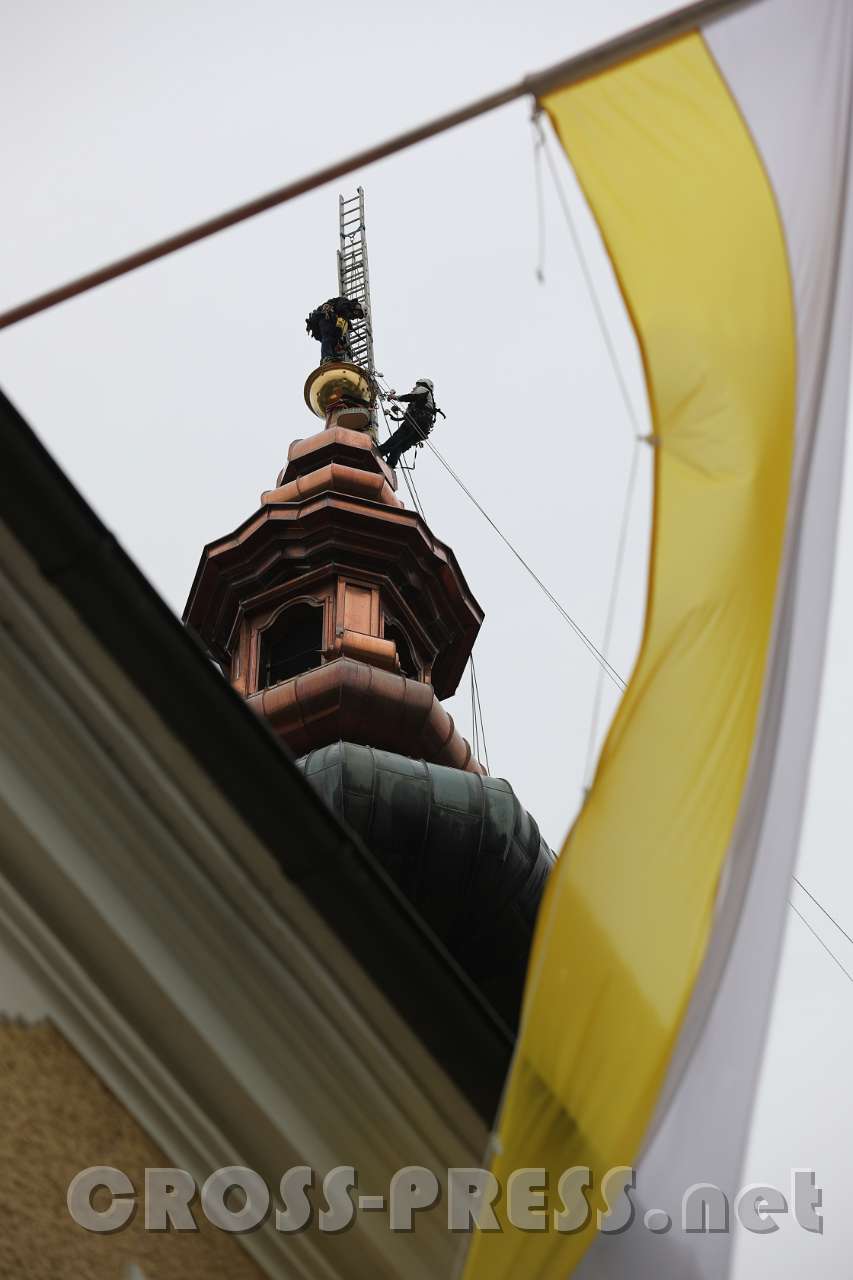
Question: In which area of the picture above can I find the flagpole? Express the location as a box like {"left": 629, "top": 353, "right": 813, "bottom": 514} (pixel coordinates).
{"left": 0, "top": 0, "right": 753, "bottom": 331}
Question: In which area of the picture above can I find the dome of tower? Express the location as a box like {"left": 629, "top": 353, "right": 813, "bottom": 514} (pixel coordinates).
{"left": 298, "top": 742, "right": 555, "bottom": 1030}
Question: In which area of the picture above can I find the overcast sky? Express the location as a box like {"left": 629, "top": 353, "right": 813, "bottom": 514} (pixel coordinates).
{"left": 2, "top": 2, "right": 852, "bottom": 1276}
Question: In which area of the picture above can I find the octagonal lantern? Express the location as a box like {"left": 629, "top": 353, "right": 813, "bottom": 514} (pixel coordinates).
{"left": 184, "top": 423, "right": 484, "bottom": 772}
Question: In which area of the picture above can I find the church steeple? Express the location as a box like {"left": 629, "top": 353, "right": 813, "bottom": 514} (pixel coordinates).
{"left": 183, "top": 193, "right": 554, "bottom": 1032}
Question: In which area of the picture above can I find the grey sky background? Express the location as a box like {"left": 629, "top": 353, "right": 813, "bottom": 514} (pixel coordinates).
{"left": 1, "top": 1, "right": 852, "bottom": 1275}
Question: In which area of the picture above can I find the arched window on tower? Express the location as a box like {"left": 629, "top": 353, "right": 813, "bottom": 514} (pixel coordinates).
{"left": 384, "top": 620, "right": 420, "bottom": 680}
{"left": 259, "top": 602, "right": 324, "bottom": 690}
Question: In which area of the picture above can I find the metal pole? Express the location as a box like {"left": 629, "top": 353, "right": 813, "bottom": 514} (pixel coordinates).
{"left": 0, "top": 0, "right": 753, "bottom": 331}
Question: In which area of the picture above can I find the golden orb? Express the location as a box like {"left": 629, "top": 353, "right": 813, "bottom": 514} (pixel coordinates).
{"left": 303, "top": 362, "right": 374, "bottom": 421}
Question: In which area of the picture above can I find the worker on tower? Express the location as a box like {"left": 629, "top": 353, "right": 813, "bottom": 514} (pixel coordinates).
{"left": 305, "top": 296, "right": 365, "bottom": 363}
{"left": 377, "top": 378, "right": 443, "bottom": 469}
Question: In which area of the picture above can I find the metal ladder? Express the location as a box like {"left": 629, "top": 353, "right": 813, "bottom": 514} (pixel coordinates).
{"left": 337, "top": 188, "right": 376, "bottom": 391}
